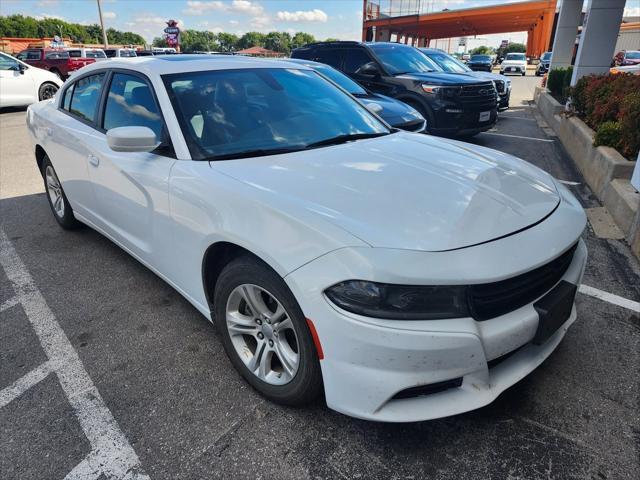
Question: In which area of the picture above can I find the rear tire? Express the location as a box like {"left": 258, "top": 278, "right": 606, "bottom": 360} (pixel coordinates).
{"left": 213, "top": 255, "right": 323, "bottom": 406}
{"left": 42, "top": 155, "right": 82, "bottom": 230}
{"left": 38, "top": 82, "right": 58, "bottom": 101}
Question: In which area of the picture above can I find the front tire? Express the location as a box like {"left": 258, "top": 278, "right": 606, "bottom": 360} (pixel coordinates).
{"left": 214, "top": 256, "right": 323, "bottom": 406}
{"left": 42, "top": 155, "right": 82, "bottom": 230}
{"left": 38, "top": 82, "right": 59, "bottom": 101}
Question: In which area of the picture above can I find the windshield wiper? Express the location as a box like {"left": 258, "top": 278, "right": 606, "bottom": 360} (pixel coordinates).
{"left": 207, "top": 146, "right": 305, "bottom": 161}
{"left": 304, "top": 132, "right": 389, "bottom": 149}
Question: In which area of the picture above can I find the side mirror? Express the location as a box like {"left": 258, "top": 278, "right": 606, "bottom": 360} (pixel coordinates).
{"left": 106, "top": 126, "right": 160, "bottom": 153}
{"left": 10, "top": 64, "right": 26, "bottom": 74}
{"left": 358, "top": 62, "right": 380, "bottom": 77}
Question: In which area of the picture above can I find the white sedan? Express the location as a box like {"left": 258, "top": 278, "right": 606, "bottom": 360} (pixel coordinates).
{"left": 26, "top": 56, "right": 587, "bottom": 422}
{"left": 0, "top": 51, "right": 62, "bottom": 108}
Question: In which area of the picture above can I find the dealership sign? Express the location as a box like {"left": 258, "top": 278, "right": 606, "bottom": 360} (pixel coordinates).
{"left": 164, "top": 19, "right": 180, "bottom": 48}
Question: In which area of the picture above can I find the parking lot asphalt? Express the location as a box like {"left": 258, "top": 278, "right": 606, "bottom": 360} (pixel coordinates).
{"left": 1, "top": 75, "right": 639, "bottom": 480}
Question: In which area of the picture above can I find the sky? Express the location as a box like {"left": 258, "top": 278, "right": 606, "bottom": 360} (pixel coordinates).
{"left": 1, "top": 0, "right": 639, "bottom": 46}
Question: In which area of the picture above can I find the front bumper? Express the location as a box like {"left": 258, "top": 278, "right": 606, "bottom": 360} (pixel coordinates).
{"left": 500, "top": 66, "right": 525, "bottom": 75}
{"left": 285, "top": 189, "right": 587, "bottom": 422}
{"left": 498, "top": 91, "right": 510, "bottom": 110}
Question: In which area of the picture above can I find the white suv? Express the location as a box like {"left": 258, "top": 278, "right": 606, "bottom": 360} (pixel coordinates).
{"left": 500, "top": 53, "right": 528, "bottom": 76}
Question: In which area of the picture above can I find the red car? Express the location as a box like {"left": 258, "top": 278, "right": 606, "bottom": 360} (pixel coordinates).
{"left": 613, "top": 50, "right": 640, "bottom": 66}
{"left": 16, "top": 48, "right": 95, "bottom": 79}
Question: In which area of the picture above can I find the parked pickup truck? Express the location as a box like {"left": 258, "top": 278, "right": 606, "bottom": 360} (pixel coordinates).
{"left": 15, "top": 48, "right": 95, "bottom": 79}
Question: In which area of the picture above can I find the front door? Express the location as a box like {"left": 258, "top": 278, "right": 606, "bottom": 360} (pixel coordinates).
{"left": 0, "top": 54, "right": 35, "bottom": 107}
{"left": 86, "top": 71, "right": 176, "bottom": 268}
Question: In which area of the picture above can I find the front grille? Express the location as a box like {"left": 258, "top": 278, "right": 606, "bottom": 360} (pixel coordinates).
{"left": 469, "top": 243, "right": 578, "bottom": 321}
{"left": 494, "top": 80, "right": 505, "bottom": 93}
{"left": 457, "top": 81, "right": 497, "bottom": 108}
{"left": 392, "top": 378, "right": 463, "bottom": 400}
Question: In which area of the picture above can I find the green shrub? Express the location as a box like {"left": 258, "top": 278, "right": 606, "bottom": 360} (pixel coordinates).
{"left": 618, "top": 92, "right": 640, "bottom": 159}
{"left": 561, "top": 66, "right": 573, "bottom": 102}
{"left": 547, "top": 68, "right": 568, "bottom": 100}
{"left": 593, "top": 121, "right": 622, "bottom": 150}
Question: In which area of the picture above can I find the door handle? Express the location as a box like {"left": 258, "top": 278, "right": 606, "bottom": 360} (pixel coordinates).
{"left": 88, "top": 154, "right": 100, "bottom": 167}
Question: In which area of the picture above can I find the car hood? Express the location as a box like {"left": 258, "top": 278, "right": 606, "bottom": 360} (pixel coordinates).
{"left": 456, "top": 71, "right": 509, "bottom": 83}
{"left": 211, "top": 132, "right": 560, "bottom": 252}
{"left": 395, "top": 71, "right": 482, "bottom": 85}
{"left": 356, "top": 93, "right": 424, "bottom": 125}
{"left": 623, "top": 58, "right": 640, "bottom": 65}
{"left": 502, "top": 60, "right": 526, "bottom": 67}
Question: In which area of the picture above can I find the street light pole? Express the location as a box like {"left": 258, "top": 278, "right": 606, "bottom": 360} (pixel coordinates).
{"left": 96, "top": 0, "right": 108, "bottom": 48}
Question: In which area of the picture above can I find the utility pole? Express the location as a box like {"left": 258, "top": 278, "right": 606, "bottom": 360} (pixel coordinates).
{"left": 96, "top": 0, "right": 108, "bottom": 48}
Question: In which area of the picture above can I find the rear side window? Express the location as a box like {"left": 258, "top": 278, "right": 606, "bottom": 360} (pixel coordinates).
{"left": 62, "top": 84, "right": 73, "bottom": 110}
{"left": 103, "top": 73, "right": 163, "bottom": 138}
{"left": 313, "top": 49, "right": 342, "bottom": 68}
{"left": 68, "top": 50, "right": 81, "bottom": 58}
{"left": 68, "top": 73, "right": 106, "bottom": 123}
{"left": 104, "top": 50, "right": 116, "bottom": 57}
{"left": 86, "top": 50, "right": 106, "bottom": 59}
{"left": 21, "top": 50, "right": 41, "bottom": 60}
{"left": 343, "top": 49, "right": 374, "bottom": 74}
{"left": 45, "top": 51, "right": 69, "bottom": 60}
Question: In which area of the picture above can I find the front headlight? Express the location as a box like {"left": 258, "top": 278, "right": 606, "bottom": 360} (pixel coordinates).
{"left": 325, "top": 280, "right": 470, "bottom": 320}
{"left": 421, "top": 84, "right": 460, "bottom": 98}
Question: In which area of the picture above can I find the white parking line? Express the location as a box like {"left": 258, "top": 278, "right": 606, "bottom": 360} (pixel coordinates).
{"left": 0, "top": 228, "right": 150, "bottom": 480}
{"left": 578, "top": 284, "right": 640, "bottom": 312}
{"left": 0, "top": 361, "right": 53, "bottom": 408}
{"left": 481, "top": 132, "right": 555, "bottom": 142}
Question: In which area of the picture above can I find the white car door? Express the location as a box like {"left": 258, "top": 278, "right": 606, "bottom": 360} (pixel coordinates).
{"left": 0, "top": 53, "right": 36, "bottom": 107}
{"left": 85, "top": 70, "right": 176, "bottom": 268}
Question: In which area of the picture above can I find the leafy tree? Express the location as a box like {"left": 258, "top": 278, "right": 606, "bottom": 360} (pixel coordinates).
{"left": 217, "top": 32, "right": 239, "bottom": 52}
{"left": 264, "top": 31, "right": 291, "bottom": 54}
{"left": 324, "top": 37, "right": 340, "bottom": 42}
{"left": 238, "top": 31, "right": 265, "bottom": 50}
{"left": 290, "top": 32, "right": 315, "bottom": 49}
{"left": 504, "top": 43, "right": 526, "bottom": 53}
{"left": 470, "top": 45, "right": 493, "bottom": 55}
{"left": 152, "top": 37, "right": 169, "bottom": 48}
{"left": 179, "top": 29, "right": 219, "bottom": 52}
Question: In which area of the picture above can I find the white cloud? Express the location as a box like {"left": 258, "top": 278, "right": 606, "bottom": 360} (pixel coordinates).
{"left": 277, "top": 9, "right": 328, "bottom": 23}
{"left": 229, "top": 19, "right": 239, "bottom": 25}
{"left": 624, "top": 6, "right": 640, "bottom": 17}
{"left": 37, "top": 0, "right": 59, "bottom": 7}
{"left": 35, "top": 13, "right": 64, "bottom": 20}
{"left": 183, "top": 0, "right": 264, "bottom": 17}
{"left": 183, "top": 1, "right": 225, "bottom": 16}
{"left": 124, "top": 15, "right": 184, "bottom": 41}
{"left": 103, "top": 11, "right": 116, "bottom": 19}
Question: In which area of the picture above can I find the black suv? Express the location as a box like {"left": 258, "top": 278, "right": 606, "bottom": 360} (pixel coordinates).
{"left": 467, "top": 54, "right": 493, "bottom": 72}
{"left": 292, "top": 41, "right": 497, "bottom": 137}
{"left": 535, "top": 51, "right": 552, "bottom": 76}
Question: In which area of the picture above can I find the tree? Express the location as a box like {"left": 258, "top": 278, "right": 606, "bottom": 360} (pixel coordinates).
{"left": 179, "top": 29, "right": 219, "bottom": 52}
{"left": 264, "top": 31, "right": 291, "bottom": 54}
{"left": 217, "top": 32, "right": 239, "bottom": 52}
{"left": 152, "top": 37, "right": 169, "bottom": 48}
{"left": 238, "top": 31, "right": 265, "bottom": 50}
{"left": 470, "top": 45, "right": 493, "bottom": 55}
{"left": 324, "top": 38, "right": 339, "bottom": 42}
{"left": 290, "top": 32, "right": 315, "bottom": 49}
{"left": 504, "top": 43, "right": 526, "bottom": 53}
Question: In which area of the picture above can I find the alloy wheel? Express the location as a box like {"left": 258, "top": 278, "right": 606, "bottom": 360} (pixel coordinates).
{"left": 225, "top": 284, "right": 300, "bottom": 385}
{"left": 40, "top": 84, "right": 58, "bottom": 100}
{"left": 45, "top": 165, "right": 65, "bottom": 218}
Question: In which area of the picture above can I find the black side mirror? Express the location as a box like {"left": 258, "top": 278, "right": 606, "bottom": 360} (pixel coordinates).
{"left": 358, "top": 62, "right": 380, "bottom": 77}
{"left": 10, "top": 63, "right": 26, "bottom": 74}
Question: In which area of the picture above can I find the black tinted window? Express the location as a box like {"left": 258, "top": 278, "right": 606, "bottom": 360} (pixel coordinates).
{"left": 104, "top": 50, "right": 116, "bottom": 57}
{"left": 314, "top": 49, "right": 342, "bottom": 68}
{"left": 69, "top": 73, "right": 106, "bottom": 123}
{"left": 62, "top": 84, "right": 73, "bottom": 110}
{"left": 68, "top": 50, "right": 81, "bottom": 58}
{"left": 0, "top": 54, "right": 19, "bottom": 70}
{"left": 343, "top": 49, "right": 373, "bottom": 74}
{"left": 24, "top": 50, "right": 40, "bottom": 60}
{"left": 103, "top": 73, "right": 163, "bottom": 138}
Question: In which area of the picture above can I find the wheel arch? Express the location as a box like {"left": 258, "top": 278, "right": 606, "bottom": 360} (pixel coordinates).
{"left": 35, "top": 144, "right": 47, "bottom": 177}
{"left": 201, "top": 241, "right": 281, "bottom": 312}
{"left": 394, "top": 93, "right": 434, "bottom": 126}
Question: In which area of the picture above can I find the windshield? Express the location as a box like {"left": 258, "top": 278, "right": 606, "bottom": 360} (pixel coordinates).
{"left": 541, "top": 52, "right": 552, "bottom": 61}
{"left": 470, "top": 55, "right": 491, "bottom": 62}
{"left": 313, "top": 63, "right": 367, "bottom": 95}
{"left": 505, "top": 53, "right": 526, "bottom": 61}
{"left": 163, "top": 68, "right": 389, "bottom": 161}
{"left": 626, "top": 51, "right": 640, "bottom": 59}
{"left": 421, "top": 50, "right": 470, "bottom": 73}
{"left": 369, "top": 44, "right": 441, "bottom": 74}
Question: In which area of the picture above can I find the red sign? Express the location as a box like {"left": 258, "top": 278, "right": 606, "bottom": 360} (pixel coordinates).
{"left": 164, "top": 20, "right": 180, "bottom": 48}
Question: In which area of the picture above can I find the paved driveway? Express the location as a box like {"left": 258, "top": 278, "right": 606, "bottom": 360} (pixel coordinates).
{"left": 1, "top": 76, "right": 639, "bottom": 480}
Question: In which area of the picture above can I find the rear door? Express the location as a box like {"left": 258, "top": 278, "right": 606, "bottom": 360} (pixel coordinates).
{"left": 85, "top": 70, "right": 176, "bottom": 267}
{"left": 343, "top": 48, "right": 393, "bottom": 95}
{"left": 46, "top": 71, "right": 106, "bottom": 219}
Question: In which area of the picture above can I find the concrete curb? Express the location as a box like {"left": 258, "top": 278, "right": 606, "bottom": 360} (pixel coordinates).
{"left": 535, "top": 90, "right": 640, "bottom": 258}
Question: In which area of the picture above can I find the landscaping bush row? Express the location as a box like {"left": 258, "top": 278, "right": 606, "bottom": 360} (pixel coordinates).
{"left": 546, "top": 67, "right": 573, "bottom": 103}
{"left": 570, "top": 73, "right": 640, "bottom": 159}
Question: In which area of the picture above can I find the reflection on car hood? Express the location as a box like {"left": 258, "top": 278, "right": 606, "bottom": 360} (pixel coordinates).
{"left": 211, "top": 132, "right": 560, "bottom": 251}
{"left": 357, "top": 93, "right": 423, "bottom": 125}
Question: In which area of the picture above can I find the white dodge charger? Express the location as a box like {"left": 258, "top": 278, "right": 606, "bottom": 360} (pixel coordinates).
{"left": 26, "top": 56, "right": 587, "bottom": 422}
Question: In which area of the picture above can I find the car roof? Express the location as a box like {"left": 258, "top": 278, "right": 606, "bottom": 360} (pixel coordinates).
{"left": 74, "top": 54, "right": 311, "bottom": 77}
